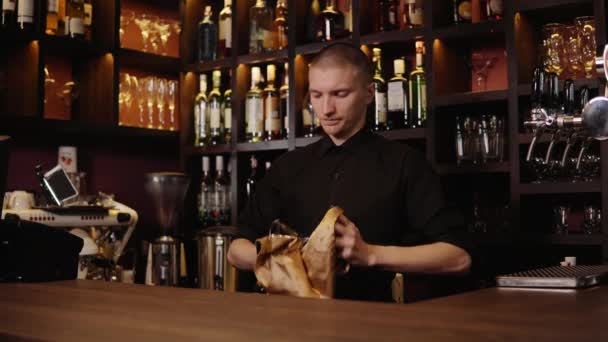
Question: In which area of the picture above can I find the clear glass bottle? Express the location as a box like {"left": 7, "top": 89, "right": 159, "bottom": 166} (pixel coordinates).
{"left": 372, "top": 48, "right": 388, "bottom": 131}
{"left": 198, "top": 6, "right": 217, "bottom": 62}
{"left": 249, "top": 0, "right": 273, "bottom": 54}
{"left": 315, "top": 0, "right": 344, "bottom": 42}
{"left": 387, "top": 58, "right": 408, "bottom": 129}
{"left": 65, "top": 0, "right": 84, "bottom": 38}
{"left": 222, "top": 70, "right": 232, "bottom": 144}
{"left": 302, "top": 93, "right": 317, "bottom": 137}
{"left": 212, "top": 155, "right": 230, "bottom": 225}
{"left": 209, "top": 70, "right": 223, "bottom": 145}
{"left": 218, "top": 0, "right": 232, "bottom": 58}
{"left": 194, "top": 74, "right": 210, "bottom": 146}
{"left": 198, "top": 156, "right": 214, "bottom": 228}
{"left": 246, "top": 66, "right": 264, "bottom": 142}
{"left": 273, "top": 0, "right": 288, "bottom": 50}
{"left": 264, "top": 64, "right": 281, "bottom": 140}
{"left": 280, "top": 62, "right": 289, "bottom": 139}
{"left": 409, "top": 41, "right": 426, "bottom": 128}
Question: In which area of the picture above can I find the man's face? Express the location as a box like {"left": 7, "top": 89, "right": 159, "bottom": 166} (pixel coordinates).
{"left": 308, "top": 63, "right": 373, "bottom": 143}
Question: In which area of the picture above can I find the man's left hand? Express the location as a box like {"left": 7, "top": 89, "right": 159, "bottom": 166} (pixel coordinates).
{"left": 335, "top": 214, "right": 376, "bottom": 267}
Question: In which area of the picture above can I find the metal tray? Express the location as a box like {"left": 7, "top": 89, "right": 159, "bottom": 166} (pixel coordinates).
{"left": 496, "top": 265, "right": 608, "bottom": 288}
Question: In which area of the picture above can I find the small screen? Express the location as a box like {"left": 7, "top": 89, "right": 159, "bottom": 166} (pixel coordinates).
{"left": 44, "top": 165, "right": 78, "bottom": 205}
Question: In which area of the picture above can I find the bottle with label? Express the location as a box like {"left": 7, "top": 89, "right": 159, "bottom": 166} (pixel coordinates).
{"left": 249, "top": 0, "right": 273, "bottom": 54}
{"left": 387, "top": 58, "right": 409, "bottom": 129}
{"left": 83, "top": 0, "right": 92, "bottom": 40}
{"left": 264, "top": 64, "right": 281, "bottom": 140}
{"left": 453, "top": 0, "right": 472, "bottom": 24}
{"left": 212, "top": 155, "right": 230, "bottom": 226}
{"left": 409, "top": 41, "right": 426, "bottom": 128}
{"left": 307, "top": 0, "right": 321, "bottom": 42}
{"left": 198, "top": 156, "right": 214, "bottom": 228}
{"left": 246, "top": 66, "right": 264, "bottom": 142}
{"left": 486, "top": 0, "right": 502, "bottom": 21}
{"left": 371, "top": 48, "right": 388, "bottom": 131}
{"left": 273, "top": 0, "right": 287, "bottom": 50}
{"left": 194, "top": 74, "right": 210, "bottom": 146}
{"left": 198, "top": 6, "right": 217, "bottom": 62}
{"left": 302, "top": 93, "right": 317, "bottom": 137}
{"left": 245, "top": 155, "right": 258, "bottom": 202}
{"left": 378, "top": 0, "right": 398, "bottom": 32}
{"left": 1, "top": 0, "right": 16, "bottom": 29}
{"left": 280, "top": 62, "right": 289, "bottom": 139}
{"left": 16, "top": 0, "right": 34, "bottom": 31}
{"left": 222, "top": 70, "right": 232, "bottom": 144}
{"left": 403, "top": 0, "right": 423, "bottom": 28}
{"left": 219, "top": 0, "right": 232, "bottom": 58}
{"left": 315, "top": 0, "right": 344, "bottom": 42}
{"left": 209, "top": 70, "right": 223, "bottom": 145}
{"left": 65, "top": 0, "right": 84, "bottom": 38}
{"left": 46, "top": 0, "right": 59, "bottom": 34}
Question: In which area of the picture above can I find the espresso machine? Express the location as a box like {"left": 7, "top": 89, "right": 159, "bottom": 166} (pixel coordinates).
{"left": 144, "top": 172, "right": 190, "bottom": 286}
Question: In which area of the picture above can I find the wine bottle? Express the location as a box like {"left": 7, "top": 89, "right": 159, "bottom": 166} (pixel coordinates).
{"left": 16, "top": 0, "right": 34, "bottom": 31}
{"left": 246, "top": 67, "right": 264, "bottom": 142}
{"left": 249, "top": 0, "right": 273, "bottom": 54}
{"left": 264, "top": 64, "right": 281, "bottom": 140}
{"left": 409, "top": 41, "right": 426, "bottom": 128}
{"left": 222, "top": 70, "right": 232, "bottom": 144}
{"left": 315, "top": 0, "right": 345, "bottom": 42}
{"left": 198, "top": 156, "right": 213, "bottom": 228}
{"left": 209, "top": 70, "right": 223, "bottom": 145}
{"left": 194, "top": 74, "right": 210, "bottom": 146}
{"left": 280, "top": 62, "right": 289, "bottom": 139}
{"left": 387, "top": 58, "right": 409, "bottom": 129}
{"left": 198, "top": 6, "right": 217, "bottom": 62}
{"left": 273, "top": 0, "right": 287, "bottom": 50}
{"left": 371, "top": 48, "right": 388, "bottom": 131}
{"left": 1, "top": 0, "right": 16, "bottom": 30}
{"left": 218, "top": 0, "right": 232, "bottom": 58}
{"left": 212, "top": 155, "right": 230, "bottom": 226}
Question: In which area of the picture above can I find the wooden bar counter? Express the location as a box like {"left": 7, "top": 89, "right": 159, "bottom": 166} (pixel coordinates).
{"left": 1, "top": 280, "right": 607, "bottom": 341}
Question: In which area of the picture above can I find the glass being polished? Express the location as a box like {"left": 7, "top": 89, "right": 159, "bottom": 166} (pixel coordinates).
{"left": 228, "top": 43, "right": 472, "bottom": 302}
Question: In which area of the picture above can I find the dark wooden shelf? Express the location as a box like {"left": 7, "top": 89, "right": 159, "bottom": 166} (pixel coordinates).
{"left": 295, "top": 136, "right": 323, "bottom": 147}
{"left": 236, "top": 50, "right": 288, "bottom": 65}
{"left": 518, "top": 78, "right": 600, "bottom": 97}
{"left": 185, "top": 58, "right": 233, "bottom": 73}
{"left": 119, "top": 48, "right": 180, "bottom": 75}
{"left": 513, "top": 0, "right": 593, "bottom": 12}
{"left": 433, "top": 90, "right": 508, "bottom": 107}
{"left": 185, "top": 144, "right": 233, "bottom": 155}
{"left": 469, "top": 232, "right": 605, "bottom": 245}
{"left": 377, "top": 128, "right": 426, "bottom": 141}
{"left": 294, "top": 37, "right": 355, "bottom": 55}
{"left": 435, "top": 162, "right": 510, "bottom": 175}
{"left": 517, "top": 181, "right": 601, "bottom": 194}
{"left": 44, "top": 34, "right": 107, "bottom": 58}
{"left": 432, "top": 21, "right": 505, "bottom": 40}
{"left": 360, "top": 29, "right": 425, "bottom": 46}
{"left": 236, "top": 139, "right": 288, "bottom": 152}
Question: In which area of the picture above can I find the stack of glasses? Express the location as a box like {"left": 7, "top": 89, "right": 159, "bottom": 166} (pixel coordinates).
{"left": 455, "top": 114, "right": 505, "bottom": 165}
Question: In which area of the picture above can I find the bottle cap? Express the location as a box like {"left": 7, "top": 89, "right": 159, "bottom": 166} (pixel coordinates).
{"left": 267, "top": 64, "right": 276, "bottom": 82}
{"left": 373, "top": 47, "right": 382, "bottom": 56}
{"left": 216, "top": 155, "right": 224, "bottom": 171}
{"left": 251, "top": 67, "right": 261, "bottom": 84}
{"left": 202, "top": 156, "right": 210, "bottom": 172}
{"left": 393, "top": 59, "right": 405, "bottom": 74}
{"left": 204, "top": 6, "right": 212, "bottom": 16}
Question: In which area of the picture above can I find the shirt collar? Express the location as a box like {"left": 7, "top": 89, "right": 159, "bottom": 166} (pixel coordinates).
{"left": 315, "top": 128, "right": 372, "bottom": 157}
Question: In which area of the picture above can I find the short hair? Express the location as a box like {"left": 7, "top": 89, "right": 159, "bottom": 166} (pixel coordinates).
{"left": 309, "top": 43, "right": 373, "bottom": 86}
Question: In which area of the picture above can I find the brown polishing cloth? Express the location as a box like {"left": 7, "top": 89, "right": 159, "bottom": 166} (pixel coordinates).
{"left": 254, "top": 207, "right": 345, "bottom": 299}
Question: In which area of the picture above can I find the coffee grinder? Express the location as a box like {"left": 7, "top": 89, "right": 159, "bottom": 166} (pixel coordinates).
{"left": 144, "top": 172, "right": 190, "bottom": 286}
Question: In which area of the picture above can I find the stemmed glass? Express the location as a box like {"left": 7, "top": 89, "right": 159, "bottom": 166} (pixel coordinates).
{"left": 166, "top": 80, "right": 177, "bottom": 131}
{"left": 119, "top": 73, "right": 133, "bottom": 126}
{"left": 156, "top": 19, "right": 172, "bottom": 56}
{"left": 144, "top": 77, "right": 156, "bottom": 129}
{"left": 542, "top": 23, "right": 566, "bottom": 76}
{"left": 470, "top": 53, "right": 496, "bottom": 91}
{"left": 56, "top": 81, "right": 79, "bottom": 116}
{"left": 120, "top": 10, "right": 135, "bottom": 46}
{"left": 156, "top": 78, "right": 167, "bottom": 129}
{"left": 43, "top": 66, "right": 56, "bottom": 104}
{"left": 134, "top": 14, "right": 157, "bottom": 52}
{"left": 147, "top": 17, "right": 161, "bottom": 54}
{"left": 133, "top": 76, "right": 146, "bottom": 127}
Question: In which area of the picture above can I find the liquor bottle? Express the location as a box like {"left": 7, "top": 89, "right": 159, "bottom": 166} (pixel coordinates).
{"left": 387, "top": 58, "right": 409, "bottom": 129}
{"left": 198, "top": 6, "right": 217, "bottom": 62}
{"left": 455, "top": 115, "right": 464, "bottom": 165}
{"left": 563, "top": 79, "right": 575, "bottom": 116}
{"left": 486, "top": 0, "right": 502, "bottom": 21}
{"left": 378, "top": 0, "right": 398, "bottom": 32}
{"left": 16, "top": 0, "right": 34, "bottom": 31}
{"left": 302, "top": 93, "right": 317, "bottom": 137}
{"left": 209, "top": 70, "right": 223, "bottom": 145}
{"left": 212, "top": 155, "right": 230, "bottom": 225}
{"left": 403, "top": 0, "right": 423, "bottom": 28}
{"left": 246, "top": 66, "right": 264, "bottom": 142}
{"left": 409, "top": 41, "right": 426, "bottom": 128}
{"left": 1, "top": 0, "right": 16, "bottom": 29}
{"left": 315, "top": 0, "right": 345, "bottom": 42}
{"left": 453, "top": 0, "right": 472, "bottom": 24}
{"left": 280, "top": 62, "right": 289, "bottom": 138}
{"left": 83, "top": 0, "right": 92, "bottom": 40}
{"left": 194, "top": 74, "right": 210, "bottom": 146}
{"left": 198, "top": 156, "right": 214, "bottom": 228}
{"left": 371, "top": 48, "right": 388, "bottom": 131}
{"left": 273, "top": 0, "right": 287, "bottom": 50}
{"left": 46, "top": 0, "right": 59, "bottom": 34}
{"left": 222, "top": 71, "right": 232, "bottom": 144}
{"left": 249, "top": 0, "right": 273, "bottom": 54}
{"left": 245, "top": 155, "right": 258, "bottom": 202}
{"left": 218, "top": 0, "right": 232, "bottom": 58}
{"left": 264, "top": 64, "right": 281, "bottom": 140}
{"left": 65, "top": 0, "right": 84, "bottom": 38}
{"left": 306, "top": 0, "right": 321, "bottom": 42}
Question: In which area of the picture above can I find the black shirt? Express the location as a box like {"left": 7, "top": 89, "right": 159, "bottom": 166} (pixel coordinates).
{"left": 238, "top": 129, "right": 471, "bottom": 301}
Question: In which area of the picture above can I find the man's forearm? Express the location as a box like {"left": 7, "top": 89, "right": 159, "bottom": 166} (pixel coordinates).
{"left": 368, "top": 242, "right": 471, "bottom": 274}
{"left": 227, "top": 238, "right": 257, "bottom": 270}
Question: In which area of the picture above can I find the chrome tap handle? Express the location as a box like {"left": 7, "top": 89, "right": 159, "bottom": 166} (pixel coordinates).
{"left": 544, "top": 129, "right": 562, "bottom": 164}
{"left": 560, "top": 131, "right": 579, "bottom": 167}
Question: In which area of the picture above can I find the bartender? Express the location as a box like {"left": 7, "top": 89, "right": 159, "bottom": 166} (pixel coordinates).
{"left": 228, "top": 43, "right": 472, "bottom": 302}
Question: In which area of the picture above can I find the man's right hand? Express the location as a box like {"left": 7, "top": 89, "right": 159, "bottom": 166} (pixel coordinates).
{"left": 227, "top": 238, "right": 257, "bottom": 271}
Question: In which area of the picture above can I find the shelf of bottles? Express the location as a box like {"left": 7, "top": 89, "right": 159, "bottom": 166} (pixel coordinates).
{"left": 196, "top": 154, "right": 232, "bottom": 229}
{"left": 192, "top": 68, "right": 233, "bottom": 148}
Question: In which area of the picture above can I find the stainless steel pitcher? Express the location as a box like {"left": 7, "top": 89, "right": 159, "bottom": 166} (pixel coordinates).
{"left": 196, "top": 226, "right": 239, "bottom": 291}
